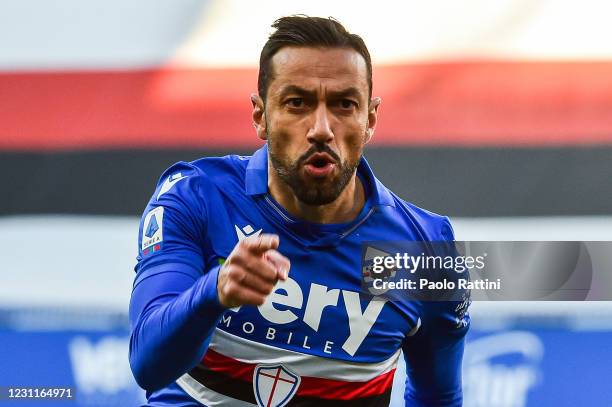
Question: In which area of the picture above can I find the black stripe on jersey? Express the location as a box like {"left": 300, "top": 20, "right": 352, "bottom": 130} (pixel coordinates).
{"left": 288, "top": 393, "right": 392, "bottom": 407}
{"left": 189, "top": 363, "right": 256, "bottom": 403}
{"left": 188, "top": 364, "right": 392, "bottom": 406}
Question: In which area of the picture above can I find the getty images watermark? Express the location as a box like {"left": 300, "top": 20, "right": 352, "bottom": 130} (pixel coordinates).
{"left": 360, "top": 242, "right": 612, "bottom": 301}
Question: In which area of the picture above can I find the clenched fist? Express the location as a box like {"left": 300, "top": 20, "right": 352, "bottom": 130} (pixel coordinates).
{"left": 217, "top": 234, "right": 290, "bottom": 308}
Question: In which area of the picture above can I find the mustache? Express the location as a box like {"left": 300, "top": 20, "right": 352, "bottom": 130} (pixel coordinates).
{"left": 297, "top": 144, "right": 341, "bottom": 165}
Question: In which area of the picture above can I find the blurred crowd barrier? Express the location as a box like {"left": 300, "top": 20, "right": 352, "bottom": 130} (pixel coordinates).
{"left": 2, "top": 303, "right": 611, "bottom": 407}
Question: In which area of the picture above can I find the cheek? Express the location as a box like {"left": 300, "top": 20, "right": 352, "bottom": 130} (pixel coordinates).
{"left": 267, "top": 125, "right": 304, "bottom": 161}
{"left": 338, "top": 127, "right": 367, "bottom": 159}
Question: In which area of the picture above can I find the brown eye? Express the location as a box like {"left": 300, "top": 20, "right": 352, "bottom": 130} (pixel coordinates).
{"left": 287, "top": 98, "right": 304, "bottom": 108}
{"left": 340, "top": 99, "right": 356, "bottom": 109}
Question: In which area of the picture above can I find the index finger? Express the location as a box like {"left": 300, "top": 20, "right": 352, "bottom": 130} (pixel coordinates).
{"left": 242, "top": 233, "right": 279, "bottom": 254}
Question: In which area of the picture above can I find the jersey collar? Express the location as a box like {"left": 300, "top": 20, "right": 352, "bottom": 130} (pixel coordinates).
{"left": 245, "top": 144, "right": 396, "bottom": 208}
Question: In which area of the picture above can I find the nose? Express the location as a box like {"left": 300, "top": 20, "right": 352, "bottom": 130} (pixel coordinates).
{"left": 307, "top": 104, "right": 334, "bottom": 144}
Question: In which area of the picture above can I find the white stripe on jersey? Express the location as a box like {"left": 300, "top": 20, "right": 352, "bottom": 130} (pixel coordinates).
{"left": 176, "top": 373, "right": 256, "bottom": 406}
{"left": 209, "top": 328, "right": 401, "bottom": 382}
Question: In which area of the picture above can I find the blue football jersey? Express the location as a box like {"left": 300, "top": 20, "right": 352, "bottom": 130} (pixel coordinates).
{"left": 129, "top": 145, "right": 470, "bottom": 406}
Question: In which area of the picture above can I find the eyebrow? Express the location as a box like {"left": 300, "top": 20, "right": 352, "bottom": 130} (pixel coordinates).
{"left": 278, "top": 85, "right": 364, "bottom": 101}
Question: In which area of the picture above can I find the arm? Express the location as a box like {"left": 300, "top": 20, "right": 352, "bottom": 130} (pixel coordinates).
{"left": 129, "top": 245, "right": 289, "bottom": 392}
{"left": 402, "top": 217, "right": 470, "bottom": 406}
{"left": 128, "top": 165, "right": 225, "bottom": 391}
{"left": 401, "top": 301, "right": 470, "bottom": 406}
{"left": 128, "top": 263, "right": 225, "bottom": 391}
{"left": 128, "top": 164, "right": 289, "bottom": 392}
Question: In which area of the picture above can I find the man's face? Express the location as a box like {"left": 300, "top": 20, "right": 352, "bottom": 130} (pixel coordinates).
{"left": 254, "top": 46, "right": 379, "bottom": 206}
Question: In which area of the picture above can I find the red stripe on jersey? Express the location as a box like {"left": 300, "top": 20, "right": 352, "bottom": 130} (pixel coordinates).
{"left": 202, "top": 348, "right": 396, "bottom": 400}
{"left": 203, "top": 348, "right": 255, "bottom": 381}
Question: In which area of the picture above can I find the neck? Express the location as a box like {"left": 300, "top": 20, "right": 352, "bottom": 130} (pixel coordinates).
{"left": 267, "top": 164, "right": 365, "bottom": 224}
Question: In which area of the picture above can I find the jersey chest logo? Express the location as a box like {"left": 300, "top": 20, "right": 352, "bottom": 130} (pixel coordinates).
{"left": 253, "top": 364, "right": 300, "bottom": 407}
{"left": 224, "top": 277, "right": 388, "bottom": 356}
{"left": 223, "top": 224, "right": 391, "bottom": 357}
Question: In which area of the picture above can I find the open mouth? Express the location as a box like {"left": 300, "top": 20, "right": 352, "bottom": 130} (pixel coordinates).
{"left": 303, "top": 152, "right": 336, "bottom": 177}
{"left": 304, "top": 152, "right": 335, "bottom": 166}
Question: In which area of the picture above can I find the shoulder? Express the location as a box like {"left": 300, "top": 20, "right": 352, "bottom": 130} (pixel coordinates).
{"left": 149, "top": 154, "right": 248, "bottom": 208}
{"left": 190, "top": 154, "right": 249, "bottom": 187}
{"left": 383, "top": 189, "right": 456, "bottom": 242}
{"left": 136, "top": 154, "right": 248, "bottom": 268}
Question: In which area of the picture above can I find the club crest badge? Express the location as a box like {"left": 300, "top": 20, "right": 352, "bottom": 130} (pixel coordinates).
{"left": 253, "top": 364, "right": 300, "bottom": 407}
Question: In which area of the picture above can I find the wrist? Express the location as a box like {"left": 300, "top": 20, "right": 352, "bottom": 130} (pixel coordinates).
{"left": 194, "top": 265, "right": 226, "bottom": 316}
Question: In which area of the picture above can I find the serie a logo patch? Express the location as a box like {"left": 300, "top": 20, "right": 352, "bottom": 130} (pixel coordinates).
{"left": 142, "top": 206, "right": 164, "bottom": 255}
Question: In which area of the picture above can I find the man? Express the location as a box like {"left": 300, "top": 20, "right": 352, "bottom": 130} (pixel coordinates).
{"left": 129, "top": 16, "right": 469, "bottom": 406}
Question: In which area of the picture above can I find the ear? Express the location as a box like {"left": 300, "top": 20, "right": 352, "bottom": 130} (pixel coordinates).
{"left": 365, "top": 97, "right": 381, "bottom": 144}
{"left": 251, "top": 93, "right": 267, "bottom": 141}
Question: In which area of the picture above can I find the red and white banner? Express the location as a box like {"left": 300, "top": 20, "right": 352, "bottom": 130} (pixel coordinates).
{"left": 2, "top": 0, "right": 612, "bottom": 150}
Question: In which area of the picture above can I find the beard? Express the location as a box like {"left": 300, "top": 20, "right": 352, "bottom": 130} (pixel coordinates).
{"left": 268, "top": 137, "right": 361, "bottom": 206}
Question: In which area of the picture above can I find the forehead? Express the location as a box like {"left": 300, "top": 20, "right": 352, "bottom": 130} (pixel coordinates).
{"left": 268, "top": 47, "right": 369, "bottom": 96}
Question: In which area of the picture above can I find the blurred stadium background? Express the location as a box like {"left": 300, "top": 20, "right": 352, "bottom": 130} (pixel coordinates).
{"left": 1, "top": 1, "right": 612, "bottom": 406}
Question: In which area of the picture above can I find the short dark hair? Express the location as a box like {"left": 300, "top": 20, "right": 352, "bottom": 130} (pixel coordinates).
{"left": 258, "top": 15, "right": 373, "bottom": 102}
